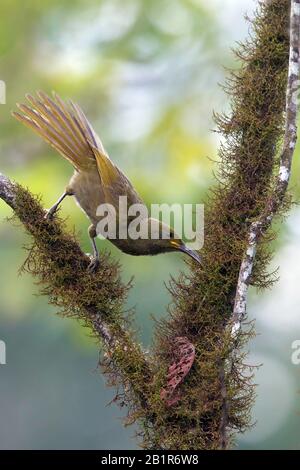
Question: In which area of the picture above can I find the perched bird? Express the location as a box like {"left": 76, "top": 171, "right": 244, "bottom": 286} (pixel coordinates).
{"left": 12, "top": 92, "right": 201, "bottom": 271}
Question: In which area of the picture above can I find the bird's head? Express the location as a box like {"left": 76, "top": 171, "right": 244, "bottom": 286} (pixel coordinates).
{"left": 147, "top": 218, "right": 202, "bottom": 264}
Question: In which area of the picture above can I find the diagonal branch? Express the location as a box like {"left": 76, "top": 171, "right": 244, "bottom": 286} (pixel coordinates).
{"left": 0, "top": 173, "right": 153, "bottom": 414}
{"left": 232, "top": 0, "right": 300, "bottom": 336}
{"left": 0, "top": 174, "right": 113, "bottom": 348}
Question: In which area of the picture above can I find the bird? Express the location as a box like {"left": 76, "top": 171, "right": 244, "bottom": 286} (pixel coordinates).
{"left": 12, "top": 91, "right": 202, "bottom": 271}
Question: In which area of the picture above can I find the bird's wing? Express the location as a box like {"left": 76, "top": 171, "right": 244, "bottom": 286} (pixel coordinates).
{"left": 91, "top": 146, "right": 144, "bottom": 209}
{"left": 65, "top": 100, "right": 144, "bottom": 207}
{"left": 13, "top": 91, "right": 144, "bottom": 208}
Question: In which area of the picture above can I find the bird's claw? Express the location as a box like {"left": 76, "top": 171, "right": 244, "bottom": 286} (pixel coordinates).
{"left": 45, "top": 208, "right": 56, "bottom": 220}
{"left": 87, "top": 256, "right": 100, "bottom": 273}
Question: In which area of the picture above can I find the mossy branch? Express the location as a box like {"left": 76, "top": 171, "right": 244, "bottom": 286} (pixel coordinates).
{"left": 232, "top": 0, "right": 300, "bottom": 335}
{"left": 0, "top": 173, "right": 153, "bottom": 418}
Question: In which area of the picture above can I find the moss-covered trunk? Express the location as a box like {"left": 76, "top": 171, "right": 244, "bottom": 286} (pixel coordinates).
{"left": 148, "top": 0, "right": 291, "bottom": 449}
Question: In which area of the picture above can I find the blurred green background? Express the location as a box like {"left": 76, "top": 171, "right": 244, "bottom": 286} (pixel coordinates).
{"left": 0, "top": 0, "right": 300, "bottom": 450}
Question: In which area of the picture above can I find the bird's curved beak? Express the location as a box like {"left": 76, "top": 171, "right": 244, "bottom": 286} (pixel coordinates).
{"left": 179, "top": 245, "right": 202, "bottom": 265}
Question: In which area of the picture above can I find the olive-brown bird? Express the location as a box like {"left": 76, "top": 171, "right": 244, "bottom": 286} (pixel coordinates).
{"left": 13, "top": 92, "right": 201, "bottom": 271}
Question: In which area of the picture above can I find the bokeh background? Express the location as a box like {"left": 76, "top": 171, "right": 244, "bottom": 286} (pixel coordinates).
{"left": 0, "top": 0, "right": 300, "bottom": 450}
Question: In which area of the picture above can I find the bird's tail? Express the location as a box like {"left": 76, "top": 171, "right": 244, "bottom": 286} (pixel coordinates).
{"left": 12, "top": 91, "right": 106, "bottom": 172}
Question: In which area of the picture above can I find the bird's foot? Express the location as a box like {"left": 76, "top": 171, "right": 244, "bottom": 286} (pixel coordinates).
{"left": 87, "top": 256, "right": 100, "bottom": 273}
{"left": 45, "top": 208, "right": 57, "bottom": 221}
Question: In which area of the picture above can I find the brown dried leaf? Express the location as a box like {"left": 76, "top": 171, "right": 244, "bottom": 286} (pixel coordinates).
{"left": 160, "top": 336, "right": 195, "bottom": 407}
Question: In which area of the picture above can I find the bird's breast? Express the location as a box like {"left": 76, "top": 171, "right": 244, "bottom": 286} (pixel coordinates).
{"left": 68, "top": 170, "right": 105, "bottom": 224}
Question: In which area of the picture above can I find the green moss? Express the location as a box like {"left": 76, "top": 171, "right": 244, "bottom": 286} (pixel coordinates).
{"left": 148, "top": 0, "right": 291, "bottom": 450}
{"left": 12, "top": 183, "right": 153, "bottom": 421}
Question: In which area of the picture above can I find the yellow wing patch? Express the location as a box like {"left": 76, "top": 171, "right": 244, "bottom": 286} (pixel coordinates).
{"left": 92, "top": 146, "right": 119, "bottom": 192}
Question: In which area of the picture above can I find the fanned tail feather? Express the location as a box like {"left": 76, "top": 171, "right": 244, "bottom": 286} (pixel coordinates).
{"left": 12, "top": 91, "right": 105, "bottom": 172}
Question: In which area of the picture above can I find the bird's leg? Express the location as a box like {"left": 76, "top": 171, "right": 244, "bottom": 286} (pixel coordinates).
{"left": 45, "top": 189, "right": 74, "bottom": 220}
{"left": 87, "top": 224, "right": 100, "bottom": 272}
